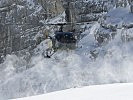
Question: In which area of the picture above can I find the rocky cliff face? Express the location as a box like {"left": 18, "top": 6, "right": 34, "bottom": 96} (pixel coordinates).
{"left": 0, "top": 0, "right": 64, "bottom": 63}
{"left": 63, "top": 0, "right": 109, "bottom": 23}
{"left": 0, "top": 0, "right": 127, "bottom": 63}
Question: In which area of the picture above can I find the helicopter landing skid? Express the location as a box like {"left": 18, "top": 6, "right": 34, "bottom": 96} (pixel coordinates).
{"left": 43, "top": 49, "right": 55, "bottom": 58}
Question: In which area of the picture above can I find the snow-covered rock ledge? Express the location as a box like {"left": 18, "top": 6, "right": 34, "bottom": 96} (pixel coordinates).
{"left": 13, "top": 83, "right": 133, "bottom": 100}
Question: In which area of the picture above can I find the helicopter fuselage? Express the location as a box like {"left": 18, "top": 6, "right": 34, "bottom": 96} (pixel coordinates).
{"left": 55, "top": 32, "right": 77, "bottom": 44}
{"left": 53, "top": 31, "right": 77, "bottom": 50}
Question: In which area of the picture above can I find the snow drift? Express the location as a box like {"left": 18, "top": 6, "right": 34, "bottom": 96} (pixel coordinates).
{"left": 14, "top": 83, "right": 133, "bottom": 100}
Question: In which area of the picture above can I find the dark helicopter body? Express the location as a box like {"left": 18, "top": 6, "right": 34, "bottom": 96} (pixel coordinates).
{"left": 42, "top": 23, "right": 82, "bottom": 58}
{"left": 55, "top": 32, "right": 77, "bottom": 44}
{"left": 54, "top": 31, "right": 77, "bottom": 50}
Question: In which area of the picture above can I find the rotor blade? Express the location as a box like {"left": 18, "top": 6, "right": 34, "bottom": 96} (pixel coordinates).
{"left": 1, "top": 22, "right": 67, "bottom": 26}
{"left": 1, "top": 21, "right": 94, "bottom": 26}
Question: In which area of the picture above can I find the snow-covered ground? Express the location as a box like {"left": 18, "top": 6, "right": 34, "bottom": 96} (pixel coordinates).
{"left": 13, "top": 83, "right": 133, "bottom": 100}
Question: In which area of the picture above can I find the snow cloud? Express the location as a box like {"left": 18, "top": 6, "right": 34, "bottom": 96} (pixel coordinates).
{"left": 1, "top": 24, "right": 133, "bottom": 99}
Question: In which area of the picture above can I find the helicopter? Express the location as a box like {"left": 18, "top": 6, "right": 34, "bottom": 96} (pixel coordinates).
{"left": 42, "top": 21, "right": 95, "bottom": 58}
{"left": 42, "top": 22, "right": 81, "bottom": 58}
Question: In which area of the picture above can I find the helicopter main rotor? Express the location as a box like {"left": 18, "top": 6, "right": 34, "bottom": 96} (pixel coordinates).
{"left": 1, "top": 21, "right": 93, "bottom": 26}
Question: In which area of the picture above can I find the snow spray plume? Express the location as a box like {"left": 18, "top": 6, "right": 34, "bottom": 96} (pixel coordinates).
{"left": 1, "top": 26, "right": 133, "bottom": 99}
